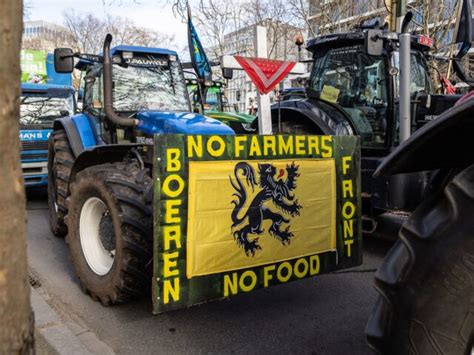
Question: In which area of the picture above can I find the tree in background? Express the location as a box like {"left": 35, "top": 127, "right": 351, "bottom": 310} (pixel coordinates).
{"left": 63, "top": 10, "right": 176, "bottom": 53}
{"left": 168, "top": 0, "right": 302, "bottom": 61}
{"left": 0, "top": 0, "right": 34, "bottom": 352}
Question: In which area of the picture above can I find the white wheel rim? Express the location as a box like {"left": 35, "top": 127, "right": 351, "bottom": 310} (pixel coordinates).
{"left": 79, "top": 197, "right": 115, "bottom": 275}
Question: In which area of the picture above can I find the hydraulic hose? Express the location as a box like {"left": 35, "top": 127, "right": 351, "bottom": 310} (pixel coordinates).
{"left": 103, "top": 34, "right": 138, "bottom": 127}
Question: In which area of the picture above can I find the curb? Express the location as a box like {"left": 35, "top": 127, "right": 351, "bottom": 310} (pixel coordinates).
{"left": 31, "top": 286, "right": 114, "bottom": 354}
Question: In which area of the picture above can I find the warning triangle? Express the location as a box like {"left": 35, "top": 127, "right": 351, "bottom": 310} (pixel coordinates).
{"left": 234, "top": 56, "right": 296, "bottom": 95}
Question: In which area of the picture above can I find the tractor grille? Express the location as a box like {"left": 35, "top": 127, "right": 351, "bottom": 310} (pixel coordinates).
{"left": 22, "top": 152, "right": 48, "bottom": 160}
{"left": 21, "top": 141, "right": 48, "bottom": 151}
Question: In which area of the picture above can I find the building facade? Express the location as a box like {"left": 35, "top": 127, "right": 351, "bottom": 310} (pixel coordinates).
{"left": 215, "top": 20, "right": 304, "bottom": 113}
{"left": 22, "top": 20, "right": 73, "bottom": 52}
{"left": 307, "top": 0, "right": 474, "bottom": 80}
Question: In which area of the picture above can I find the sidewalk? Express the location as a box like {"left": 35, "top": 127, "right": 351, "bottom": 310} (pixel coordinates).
{"left": 31, "top": 286, "right": 114, "bottom": 355}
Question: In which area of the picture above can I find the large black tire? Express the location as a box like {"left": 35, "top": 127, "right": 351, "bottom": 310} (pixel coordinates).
{"left": 48, "top": 130, "right": 74, "bottom": 237}
{"left": 66, "top": 162, "right": 153, "bottom": 305}
{"left": 366, "top": 164, "right": 474, "bottom": 354}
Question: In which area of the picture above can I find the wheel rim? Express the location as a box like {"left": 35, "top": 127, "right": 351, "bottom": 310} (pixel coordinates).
{"left": 79, "top": 197, "right": 115, "bottom": 275}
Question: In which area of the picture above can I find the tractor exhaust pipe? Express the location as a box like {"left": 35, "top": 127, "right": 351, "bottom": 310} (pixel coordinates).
{"left": 399, "top": 12, "right": 413, "bottom": 142}
{"left": 103, "top": 34, "right": 138, "bottom": 127}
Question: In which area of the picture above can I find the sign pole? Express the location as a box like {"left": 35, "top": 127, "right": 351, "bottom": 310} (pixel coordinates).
{"left": 254, "top": 26, "right": 272, "bottom": 135}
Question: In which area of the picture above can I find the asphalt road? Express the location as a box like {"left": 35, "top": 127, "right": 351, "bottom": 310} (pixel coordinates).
{"left": 26, "top": 189, "right": 392, "bottom": 355}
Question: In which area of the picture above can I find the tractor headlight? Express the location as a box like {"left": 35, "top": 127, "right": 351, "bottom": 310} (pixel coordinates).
{"left": 327, "top": 118, "right": 353, "bottom": 135}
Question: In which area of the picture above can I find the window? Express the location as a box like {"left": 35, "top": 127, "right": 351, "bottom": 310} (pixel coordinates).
{"left": 310, "top": 45, "right": 388, "bottom": 146}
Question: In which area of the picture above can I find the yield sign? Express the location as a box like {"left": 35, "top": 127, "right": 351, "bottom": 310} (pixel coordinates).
{"left": 234, "top": 56, "right": 296, "bottom": 95}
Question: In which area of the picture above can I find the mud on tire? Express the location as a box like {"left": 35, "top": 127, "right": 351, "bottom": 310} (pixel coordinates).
{"left": 66, "top": 162, "right": 152, "bottom": 305}
{"left": 48, "top": 130, "right": 74, "bottom": 237}
{"left": 366, "top": 164, "right": 474, "bottom": 354}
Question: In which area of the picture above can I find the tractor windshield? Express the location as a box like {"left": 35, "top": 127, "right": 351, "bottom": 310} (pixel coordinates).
{"left": 205, "top": 87, "right": 223, "bottom": 111}
{"left": 112, "top": 54, "right": 189, "bottom": 112}
{"left": 20, "top": 93, "right": 74, "bottom": 127}
{"left": 310, "top": 45, "right": 389, "bottom": 148}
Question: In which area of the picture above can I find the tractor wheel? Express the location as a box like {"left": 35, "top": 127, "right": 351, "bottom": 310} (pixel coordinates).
{"left": 48, "top": 130, "right": 74, "bottom": 237}
{"left": 366, "top": 164, "right": 474, "bottom": 354}
{"left": 65, "top": 162, "right": 153, "bottom": 305}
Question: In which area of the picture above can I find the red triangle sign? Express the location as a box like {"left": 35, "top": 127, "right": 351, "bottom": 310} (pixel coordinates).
{"left": 234, "top": 56, "right": 296, "bottom": 95}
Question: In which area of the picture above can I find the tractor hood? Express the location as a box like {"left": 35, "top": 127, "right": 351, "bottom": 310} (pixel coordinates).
{"left": 205, "top": 110, "right": 256, "bottom": 123}
{"left": 136, "top": 111, "right": 235, "bottom": 135}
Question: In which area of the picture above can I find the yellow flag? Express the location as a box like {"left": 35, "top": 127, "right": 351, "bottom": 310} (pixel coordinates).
{"left": 186, "top": 159, "right": 336, "bottom": 278}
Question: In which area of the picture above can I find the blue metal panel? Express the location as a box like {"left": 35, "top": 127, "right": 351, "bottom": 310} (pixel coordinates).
{"left": 76, "top": 46, "right": 179, "bottom": 69}
{"left": 21, "top": 83, "right": 74, "bottom": 95}
{"left": 19, "top": 129, "right": 52, "bottom": 141}
{"left": 24, "top": 174, "right": 48, "bottom": 187}
{"left": 71, "top": 114, "right": 98, "bottom": 149}
{"left": 111, "top": 45, "right": 177, "bottom": 57}
{"left": 46, "top": 53, "right": 72, "bottom": 86}
{"left": 137, "top": 111, "right": 235, "bottom": 135}
{"left": 21, "top": 150, "right": 48, "bottom": 163}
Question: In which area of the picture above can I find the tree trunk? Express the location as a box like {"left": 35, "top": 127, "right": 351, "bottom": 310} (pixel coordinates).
{"left": 0, "top": 0, "right": 34, "bottom": 353}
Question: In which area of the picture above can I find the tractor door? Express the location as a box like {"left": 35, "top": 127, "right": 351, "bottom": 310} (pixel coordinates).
{"left": 309, "top": 45, "right": 391, "bottom": 149}
{"left": 391, "top": 51, "right": 460, "bottom": 138}
{"left": 81, "top": 64, "right": 110, "bottom": 144}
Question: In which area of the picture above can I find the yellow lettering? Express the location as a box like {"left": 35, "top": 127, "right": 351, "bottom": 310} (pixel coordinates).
{"left": 276, "top": 262, "right": 292, "bottom": 282}
{"left": 294, "top": 258, "right": 309, "bottom": 278}
{"left": 295, "top": 136, "right": 306, "bottom": 155}
{"left": 310, "top": 255, "right": 320, "bottom": 275}
{"left": 162, "top": 174, "right": 185, "bottom": 198}
{"left": 239, "top": 271, "right": 257, "bottom": 292}
{"left": 263, "top": 135, "right": 277, "bottom": 156}
{"left": 278, "top": 135, "right": 294, "bottom": 155}
{"left": 342, "top": 201, "right": 356, "bottom": 220}
{"left": 163, "top": 277, "right": 180, "bottom": 304}
{"left": 343, "top": 219, "right": 354, "bottom": 239}
{"left": 342, "top": 156, "right": 352, "bottom": 175}
{"left": 321, "top": 136, "right": 333, "bottom": 158}
{"left": 165, "top": 200, "right": 181, "bottom": 224}
{"left": 263, "top": 265, "right": 276, "bottom": 287}
{"left": 163, "top": 251, "right": 179, "bottom": 277}
{"left": 187, "top": 136, "right": 203, "bottom": 158}
{"left": 166, "top": 148, "right": 181, "bottom": 172}
{"left": 223, "top": 273, "right": 238, "bottom": 297}
{"left": 307, "top": 136, "right": 320, "bottom": 155}
{"left": 249, "top": 136, "right": 262, "bottom": 156}
{"left": 207, "top": 136, "right": 226, "bottom": 157}
{"left": 163, "top": 225, "right": 181, "bottom": 250}
{"left": 345, "top": 240, "right": 354, "bottom": 257}
{"left": 342, "top": 180, "right": 353, "bottom": 198}
{"left": 234, "top": 136, "right": 247, "bottom": 158}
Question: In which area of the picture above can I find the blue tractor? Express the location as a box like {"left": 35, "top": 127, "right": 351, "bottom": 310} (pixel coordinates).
{"left": 20, "top": 53, "right": 75, "bottom": 188}
{"left": 49, "top": 35, "right": 233, "bottom": 305}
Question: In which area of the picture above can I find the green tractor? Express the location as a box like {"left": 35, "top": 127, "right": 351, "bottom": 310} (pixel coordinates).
{"left": 268, "top": 21, "right": 469, "bottom": 240}
{"left": 186, "top": 78, "right": 256, "bottom": 133}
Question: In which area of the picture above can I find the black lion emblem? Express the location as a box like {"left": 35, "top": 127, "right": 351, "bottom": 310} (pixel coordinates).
{"left": 229, "top": 162, "right": 302, "bottom": 256}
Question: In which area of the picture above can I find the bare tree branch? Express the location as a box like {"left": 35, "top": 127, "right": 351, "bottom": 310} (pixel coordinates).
{"left": 62, "top": 10, "right": 176, "bottom": 53}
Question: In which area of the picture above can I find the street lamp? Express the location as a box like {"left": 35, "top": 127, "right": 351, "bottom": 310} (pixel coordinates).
{"left": 295, "top": 33, "right": 304, "bottom": 62}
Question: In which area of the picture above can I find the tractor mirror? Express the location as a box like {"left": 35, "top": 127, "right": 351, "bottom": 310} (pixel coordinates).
{"left": 365, "top": 30, "right": 383, "bottom": 56}
{"left": 222, "top": 67, "right": 233, "bottom": 80}
{"left": 54, "top": 48, "right": 74, "bottom": 73}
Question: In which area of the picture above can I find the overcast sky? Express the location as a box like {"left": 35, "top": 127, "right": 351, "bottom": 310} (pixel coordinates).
{"left": 26, "top": 0, "right": 189, "bottom": 51}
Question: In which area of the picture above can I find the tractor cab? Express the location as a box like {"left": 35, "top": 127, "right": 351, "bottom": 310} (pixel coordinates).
{"left": 186, "top": 78, "right": 256, "bottom": 133}
{"left": 270, "top": 28, "right": 465, "bottom": 239}
{"left": 72, "top": 45, "right": 232, "bottom": 147}
{"left": 305, "top": 31, "right": 447, "bottom": 152}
